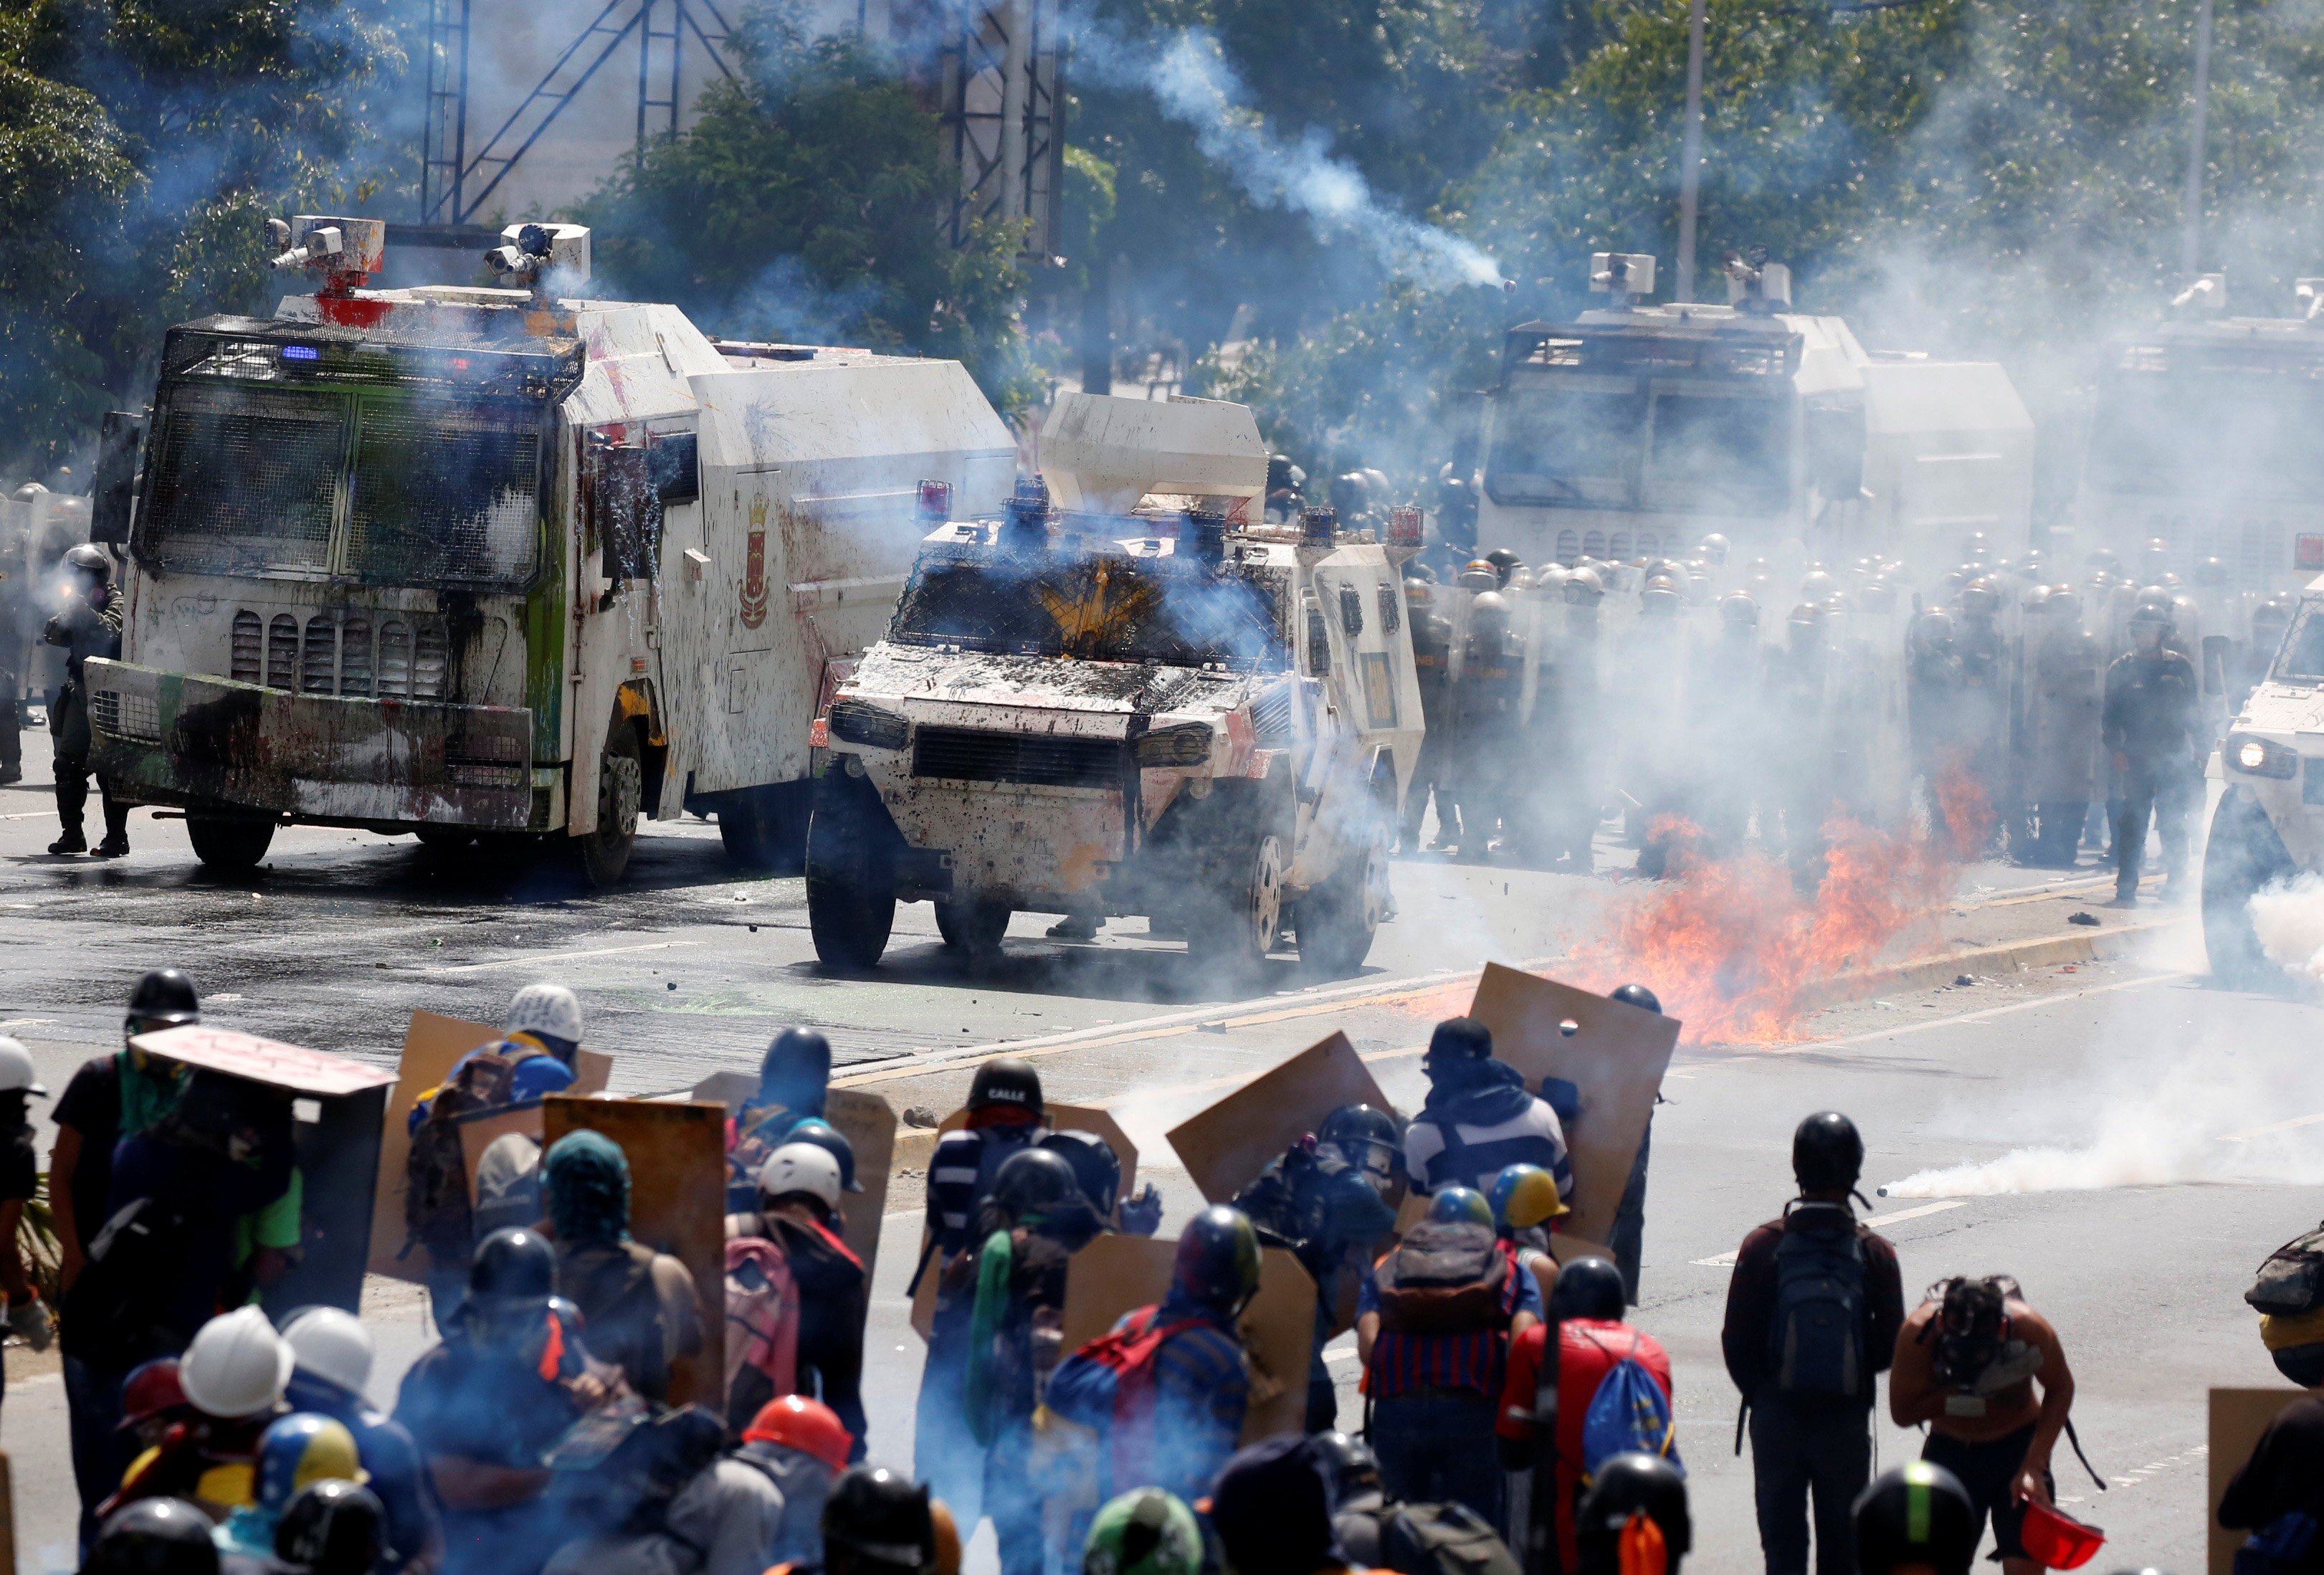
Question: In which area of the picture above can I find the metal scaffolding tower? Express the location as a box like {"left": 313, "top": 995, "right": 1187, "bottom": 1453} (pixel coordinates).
{"left": 936, "top": 0, "right": 1064, "bottom": 262}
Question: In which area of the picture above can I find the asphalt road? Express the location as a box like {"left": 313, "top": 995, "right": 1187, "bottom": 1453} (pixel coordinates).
{"left": 0, "top": 728, "right": 2297, "bottom": 1575}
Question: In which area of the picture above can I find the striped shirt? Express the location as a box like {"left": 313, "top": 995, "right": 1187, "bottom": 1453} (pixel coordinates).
{"left": 1404, "top": 1098, "right": 1574, "bottom": 1201}
{"left": 925, "top": 1126, "right": 1039, "bottom": 1252}
{"left": 1360, "top": 1239, "right": 1541, "bottom": 1400}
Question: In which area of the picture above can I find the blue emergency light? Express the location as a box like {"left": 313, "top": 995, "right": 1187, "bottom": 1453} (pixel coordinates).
{"left": 282, "top": 345, "right": 320, "bottom": 361}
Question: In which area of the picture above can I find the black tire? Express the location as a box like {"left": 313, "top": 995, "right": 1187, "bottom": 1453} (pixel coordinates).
{"left": 1186, "top": 831, "right": 1285, "bottom": 979}
{"left": 935, "top": 898, "right": 1011, "bottom": 955}
{"left": 2203, "top": 786, "right": 2296, "bottom": 985}
{"left": 718, "top": 782, "right": 811, "bottom": 874}
{"left": 414, "top": 827, "right": 476, "bottom": 852}
{"left": 186, "top": 810, "right": 275, "bottom": 872}
{"left": 1298, "top": 831, "right": 1389, "bottom": 976}
{"left": 577, "top": 725, "right": 643, "bottom": 887}
{"left": 805, "top": 774, "right": 896, "bottom": 967}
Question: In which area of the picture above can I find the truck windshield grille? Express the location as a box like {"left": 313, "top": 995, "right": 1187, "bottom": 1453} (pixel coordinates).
{"left": 349, "top": 405, "right": 540, "bottom": 584}
{"left": 890, "top": 556, "right": 1285, "bottom": 666}
{"left": 913, "top": 727, "right": 1123, "bottom": 789}
{"left": 143, "top": 387, "right": 341, "bottom": 575}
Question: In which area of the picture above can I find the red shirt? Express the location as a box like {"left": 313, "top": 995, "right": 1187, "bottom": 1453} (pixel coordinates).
{"left": 1495, "top": 1318, "right": 1674, "bottom": 1569}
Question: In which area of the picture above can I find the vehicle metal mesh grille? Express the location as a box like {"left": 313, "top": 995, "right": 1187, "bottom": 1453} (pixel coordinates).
{"left": 911, "top": 727, "right": 1123, "bottom": 789}
{"left": 145, "top": 388, "right": 340, "bottom": 575}
{"left": 1251, "top": 683, "right": 1296, "bottom": 746}
{"left": 348, "top": 406, "right": 539, "bottom": 588}
{"left": 230, "top": 610, "right": 263, "bottom": 682}
{"left": 267, "top": 615, "right": 298, "bottom": 690}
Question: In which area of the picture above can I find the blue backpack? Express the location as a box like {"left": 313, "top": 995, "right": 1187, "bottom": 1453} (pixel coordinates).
{"left": 1580, "top": 1333, "right": 1682, "bottom": 1481}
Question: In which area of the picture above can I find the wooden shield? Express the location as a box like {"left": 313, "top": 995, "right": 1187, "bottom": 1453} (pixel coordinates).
{"left": 688, "top": 1069, "right": 898, "bottom": 1299}
{"left": 368, "top": 1011, "right": 614, "bottom": 1281}
{"left": 1465, "top": 964, "right": 1680, "bottom": 1251}
{"left": 541, "top": 1095, "right": 728, "bottom": 1411}
{"left": 2209, "top": 1386, "right": 2313, "bottom": 1575}
{"left": 1059, "top": 1233, "right": 1315, "bottom": 1443}
{"left": 1165, "top": 1032, "right": 1396, "bottom": 1204}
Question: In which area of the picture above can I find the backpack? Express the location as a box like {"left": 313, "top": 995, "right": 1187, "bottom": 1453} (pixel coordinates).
{"left": 403, "top": 1047, "right": 535, "bottom": 1265}
{"left": 62, "top": 1194, "right": 192, "bottom": 1369}
{"left": 568, "top": 1239, "right": 674, "bottom": 1400}
{"left": 2246, "top": 1221, "right": 2324, "bottom": 1315}
{"left": 1378, "top": 1501, "right": 1522, "bottom": 1575}
{"left": 1375, "top": 1222, "right": 1510, "bottom": 1334}
{"left": 1044, "top": 1306, "right": 1205, "bottom": 1494}
{"left": 1768, "top": 1205, "right": 1869, "bottom": 1399}
{"left": 1579, "top": 1333, "right": 1682, "bottom": 1481}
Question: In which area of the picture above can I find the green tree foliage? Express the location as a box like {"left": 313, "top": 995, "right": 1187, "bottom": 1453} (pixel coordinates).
{"left": 579, "top": 6, "right": 1042, "bottom": 418}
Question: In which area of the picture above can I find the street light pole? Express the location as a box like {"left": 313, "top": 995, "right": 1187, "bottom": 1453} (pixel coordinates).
{"left": 2179, "top": 0, "right": 2214, "bottom": 278}
{"left": 1676, "top": 0, "right": 1708, "bottom": 302}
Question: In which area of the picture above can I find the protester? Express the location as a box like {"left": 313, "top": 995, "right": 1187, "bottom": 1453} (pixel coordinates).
{"left": 1490, "top": 1161, "right": 1566, "bottom": 1309}
{"left": 2219, "top": 1387, "right": 2324, "bottom": 1575}
{"left": 725, "top": 1139, "right": 869, "bottom": 1452}
{"left": 1311, "top": 1432, "right": 1389, "bottom": 1568}
{"left": 540, "top": 1405, "right": 781, "bottom": 1575}
{"left": 281, "top": 1305, "right": 443, "bottom": 1572}
{"left": 1575, "top": 1453, "right": 1691, "bottom": 1575}
{"left": 54, "top": 969, "right": 200, "bottom": 1546}
{"left": 1722, "top": 1112, "right": 1906, "bottom": 1575}
{"left": 276, "top": 1479, "right": 393, "bottom": 1575}
{"left": 540, "top": 1129, "right": 702, "bottom": 1403}
{"left": 218, "top": 1411, "right": 370, "bottom": 1559}
{"left": 1359, "top": 1186, "right": 1542, "bottom": 1527}
{"left": 105, "top": 1306, "right": 295, "bottom": 1520}
{"left": 85, "top": 1496, "right": 229, "bottom": 1575}
{"left": 395, "top": 1229, "right": 601, "bottom": 1575}
{"left": 1208, "top": 1435, "right": 1353, "bottom": 1575}
{"left": 1888, "top": 1277, "right": 2077, "bottom": 1575}
{"left": 728, "top": 1028, "right": 834, "bottom": 1209}
{"left": 1496, "top": 1257, "right": 1675, "bottom": 1570}
{"left": 822, "top": 1466, "right": 942, "bottom": 1575}
{"left": 1404, "top": 1018, "right": 1573, "bottom": 1202}
{"left": 0, "top": 1036, "right": 50, "bottom": 1414}
{"left": 730, "top": 1396, "right": 853, "bottom": 1569}
{"left": 1605, "top": 983, "right": 1663, "bottom": 1304}
{"left": 1852, "top": 1462, "right": 1979, "bottom": 1575}
{"left": 1080, "top": 1488, "right": 1204, "bottom": 1575}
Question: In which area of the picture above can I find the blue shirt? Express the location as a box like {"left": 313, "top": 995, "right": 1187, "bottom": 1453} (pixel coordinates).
{"left": 1359, "top": 1239, "right": 1543, "bottom": 1401}
{"left": 285, "top": 1371, "right": 439, "bottom": 1571}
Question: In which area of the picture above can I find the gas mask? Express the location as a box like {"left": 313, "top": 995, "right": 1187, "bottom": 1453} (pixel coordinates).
{"left": 1927, "top": 1276, "right": 2043, "bottom": 1398}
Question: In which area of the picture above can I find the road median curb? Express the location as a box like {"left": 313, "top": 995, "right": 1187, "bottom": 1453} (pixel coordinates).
{"left": 1799, "top": 915, "right": 2186, "bottom": 1011}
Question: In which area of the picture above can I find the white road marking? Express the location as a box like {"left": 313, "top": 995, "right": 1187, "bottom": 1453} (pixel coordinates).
{"left": 424, "top": 940, "right": 703, "bottom": 974}
{"left": 2221, "top": 1111, "right": 2324, "bottom": 1143}
{"left": 0, "top": 809, "right": 59, "bottom": 821}
{"left": 1695, "top": 1201, "right": 1966, "bottom": 1266}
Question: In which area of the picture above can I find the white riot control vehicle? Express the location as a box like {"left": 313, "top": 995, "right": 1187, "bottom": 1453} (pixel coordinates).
{"left": 80, "top": 216, "right": 1014, "bottom": 880}
{"left": 2204, "top": 577, "right": 2324, "bottom": 979}
{"left": 804, "top": 393, "right": 1424, "bottom": 976}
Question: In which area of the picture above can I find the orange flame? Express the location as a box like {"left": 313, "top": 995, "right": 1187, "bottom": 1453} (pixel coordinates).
{"left": 1564, "top": 762, "right": 1991, "bottom": 1045}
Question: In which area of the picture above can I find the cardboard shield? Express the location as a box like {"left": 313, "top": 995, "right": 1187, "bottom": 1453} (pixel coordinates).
{"left": 2209, "top": 1386, "right": 2314, "bottom": 1575}
{"left": 1059, "top": 1233, "right": 1315, "bottom": 1443}
{"left": 689, "top": 1070, "right": 898, "bottom": 1297}
{"left": 368, "top": 1011, "right": 613, "bottom": 1282}
{"left": 1165, "top": 1032, "right": 1396, "bottom": 1204}
{"left": 127, "top": 1027, "right": 396, "bottom": 1317}
{"left": 908, "top": 1105, "right": 1140, "bottom": 1339}
{"left": 540, "top": 1095, "right": 728, "bottom": 1411}
{"left": 1465, "top": 964, "right": 1680, "bottom": 1251}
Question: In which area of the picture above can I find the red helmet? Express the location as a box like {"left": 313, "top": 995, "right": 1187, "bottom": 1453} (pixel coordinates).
{"left": 119, "top": 1358, "right": 189, "bottom": 1429}
{"left": 2018, "top": 1500, "right": 2105, "bottom": 1570}
{"left": 743, "top": 1394, "right": 853, "bottom": 1472}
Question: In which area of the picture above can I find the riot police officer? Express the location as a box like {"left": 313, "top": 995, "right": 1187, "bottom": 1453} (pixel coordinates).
{"left": 2103, "top": 591, "right": 2202, "bottom": 905}
{"left": 1771, "top": 603, "right": 1841, "bottom": 891}
{"left": 1692, "top": 591, "right": 1763, "bottom": 852}
{"left": 2018, "top": 586, "right": 2103, "bottom": 868}
{"left": 1452, "top": 592, "right": 1525, "bottom": 857}
{"left": 2234, "top": 595, "right": 2295, "bottom": 716}
{"left": 46, "top": 545, "right": 128, "bottom": 857}
{"left": 1402, "top": 578, "right": 1457, "bottom": 851}
{"left": 1535, "top": 566, "right": 1606, "bottom": 872}
{"left": 1952, "top": 577, "right": 2007, "bottom": 852}
{"left": 1908, "top": 608, "right": 1966, "bottom": 845}
{"left": 1627, "top": 570, "right": 1693, "bottom": 875}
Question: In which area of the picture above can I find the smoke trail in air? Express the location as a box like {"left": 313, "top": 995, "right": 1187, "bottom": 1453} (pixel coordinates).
{"left": 1065, "top": 20, "right": 1504, "bottom": 292}
{"left": 2249, "top": 873, "right": 2324, "bottom": 982}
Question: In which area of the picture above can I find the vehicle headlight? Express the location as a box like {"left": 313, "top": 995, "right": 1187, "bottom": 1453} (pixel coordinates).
{"left": 828, "top": 699, "right": 910, "bottom": 751}
{"left": 2229, "top": 733, "right": 2299, "bottom": 779}
{"left": 1135, "top": 723, "right": 1214, "bottom": 767}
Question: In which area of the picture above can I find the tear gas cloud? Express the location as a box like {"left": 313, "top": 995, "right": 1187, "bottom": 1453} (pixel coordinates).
{"left": 2249, "top": 872, "right": 2324, "bottom": 982}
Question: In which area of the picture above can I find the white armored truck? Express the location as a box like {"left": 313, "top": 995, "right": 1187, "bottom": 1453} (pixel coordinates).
{"left": 804, "top": 393, "right": 1423, "bottom": 976}
{"left": 82, "top": 216, "right": 1015, "bottom": 879}
{"left": 2204, "top": 575, "right": 2324, "bottom": 978}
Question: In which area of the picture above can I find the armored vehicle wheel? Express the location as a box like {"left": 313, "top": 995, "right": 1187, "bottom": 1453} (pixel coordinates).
{"left": 718, "top": 783, "right": 810, "bottom": 874}
{"left": 414, "top": 827, "right": 476, "bottom": 852}
{"left": 806, "top": 780, "right": 896, "bottom": 967}
{"left": 2204, "top": 786, "right": 2295, "bottom": 985}
{"left": 1298, "top": 833, "right": 1389, "bottom": 976}
{"left": 577, "top": 726, "right": 643, "bottom": 888}
{"left": 935, "top": 898, "right": 1011, "bottom": 955}
{"left": 186, "top": 810, "right": 274, "bottom": 872}
{"left": 1187, "top": 832, "right": 1285, "bottom": 977}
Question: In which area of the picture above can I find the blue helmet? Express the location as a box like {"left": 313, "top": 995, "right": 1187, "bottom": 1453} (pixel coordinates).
{"left": 256, "top": 1412, "right": 368, "bottom": 1516}
{"left": 1427, "top": 1186, "right": 1493, "bottom": 1227}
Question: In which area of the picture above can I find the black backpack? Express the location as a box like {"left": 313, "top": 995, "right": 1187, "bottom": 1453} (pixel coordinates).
{"left": 1767, "top": 1203, "right": 1868, "bottom": 1399}
{"left": 1378, "top": 1501, "right": 1522, "bottom": 1575}
{"left": 2247, "top": 1221, "right": 2324, "bottom": 1315}
{"left": 402, "top": 1047, "right": 536, "bottom": 1265}
{"left": 63, "top": 1194, "right": 193, "bottom": 1370}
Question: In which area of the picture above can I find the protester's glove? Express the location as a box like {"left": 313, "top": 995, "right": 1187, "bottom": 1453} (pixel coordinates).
{"left": 1120, "top": 1184, "right": 1163, "bottom": 1237}
{"left": 9, "top": 1295, "right": 52, "bottom": 1353}
{"left": 1970, "top": 1339, "right": 2044, "bottom": 1396}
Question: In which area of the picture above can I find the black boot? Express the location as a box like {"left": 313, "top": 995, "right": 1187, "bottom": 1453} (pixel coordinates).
{"left": 91, "top": 787, "right": 129, "bottom": 857}
{"left": 47, "top": 827, "right": 87, "bottom": 855}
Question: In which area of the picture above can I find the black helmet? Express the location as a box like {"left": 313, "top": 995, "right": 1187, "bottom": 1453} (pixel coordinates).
{"left": 1720, "top": 591, "right": 1758, "bottom": 629}
{"left": 65, "top": 543, "right": 113, "bottom": 583}
{"left": 966, "top": 1055, "right": 1044, "bottom": 1118}
{"left": 1548, "top": 1255, "right": 1627, "bottom": 1321}
{"left": 275, "top": 1479, "right": 386, "bottom": 1574}
{"left": 786, "top": 1118, "right": 866, "bottom": 1192}
{"left": 469, "top": 1227, "right": 556, "bottom": 1304}
{"left": 1039, "top": 1128, "right": 1123, "bottom": 1217}
{"left": 758, "top": 1028, "right": 832, "bottom": 1109}
{"left": 1318, "top": 1103, "right": 1400, "bottom": 1184}
{"left": 87, "top": 1497, "right": 219, "bottom": 1575}
{"left": 1793, "top": 1111, "right": 1865, "bottom": 1191}
{"left": 1611, "top": 984, "right": 1662, "bottom": 1014}
{"left": 1173, "top": 1205, "right": 1262, "bottom": 1317}
{"left": 1852, "top": 1462, "right": 1977, "bottom": 1575}
{"left": 823, "top": 1465, "right": 937, "bottom": 1575}
{"left": 1576, "top": 1452, "right": 1690, "bottom": 1572}
{"left": 126, "top": 968, "right": 201, "bottom": 1035}
{"left": 1424, "top": 1017, "right": 1493, "bottom": 1070}
{"left": 1310, "top": 1430, "right": 1381, "bottom": 1507}
{"left": 991, "top": 1146, "right": 1084, "bottom": 1218}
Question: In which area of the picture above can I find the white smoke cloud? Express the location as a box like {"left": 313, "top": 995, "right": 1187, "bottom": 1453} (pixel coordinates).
{"left": 1067, "top": 21, "right": 1504, "bottom": 292}
{"left": 2249, "top": 873, "right": 2324, "bottom": 981}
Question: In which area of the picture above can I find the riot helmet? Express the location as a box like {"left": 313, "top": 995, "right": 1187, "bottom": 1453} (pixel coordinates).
{"left": 1792, "top": 1111, "right": 1865, "bottom": 1191}
{"left": 86, "top": 1498, "right": 219, "bottom": 1575}
{"left": 275, "top": 1480, "right": 386, "bottom": 1575}
{"left": 1458, "top": 559, "right": 1500, "bottom": 592}
{"left": 1958, "top": 530, "right": 1990, "bottom": 563}
{"left": 1427, "top": 1187, "right": 1493, "bottom": 1227}
{"left": 1576, "top": 1453, "right": 1691, "bottom": 1574}
{"left": 966, "top": 1056, "right": 1044, "bottom": 1119}
{"left": 2196, "top": 555, "right": 2229, "bottom": 588}
{"left": 1548, "top": 1255, "right": 1628, "bottom": 1320}
{"left": 1852, "top": 1462, "right": 1978, "bottom": 1575}
{"left": 1611, "top": 983, "right": 1662, "bottom": 1013}
{"left": 2128, "top": 589, "right": 2174, "bottom": 647}
{"left": 467, "top": 1227, "right": 556, "bottom": 1307}
{"left": 785, "top": 1118, "right": 866, "bottom": 1192}
{"left": 824, "top": 1466, "right": 938, "bottom": 1575}
{"left": 1695, "top": 532, "right": 1730, "bottom": 566}
{"left": 126, "top": 968, "right": 201, "bottom": 1039}
{"left": 1309, "top": 1431, "right": 1381, "bottom": 1506}
{"left": 1485, "top": 548, "right": 1523, "bottom": 586}
{"left": 1857, "top": 578, "right": 1897, "bottom": 614}
{"left": 1563, "top": 566, "right": 1605, "bottom": 605}
{"left": 65, "top": 543, "right": 113, "bottom": 586}
{"left": 1470, "top": 591, "right": 1512, "bottom": 634}
{"left": 758, "top": 1027, "right": 832, "bottom": 1112}
{"left": 2140, "top": 536, "right": 2172, "bottom": 579}
{"left": 1720, "top": 590, "right": 1759, "bottom": 630}
{"left": 1801, "top": 570, "right": 1839, "bottom": 603}
{"left": 2044, "top": 584, "right": 2082, "bottom": 624}
{"left": 1040, "top": 1128, "right": 1123, "bottom": 1217}
{"left": 1171, "top": 1206, "right": 1262, "bottom": 1317}
{"left": 1640, "top": 579, "right": 1682, "bottom": 617}
{"left": 1958, "top": 577, "right": 2000, "bottom": 618}
{"left": 989, "top": 1146, "right": 1084, "bottom": 1219}
{"left": 1532, "top": 562, "right": 1571, "bottom": 597}
{"left": 1404, "top": 577, "right": 1435, "bottom": 612}
{"left": 1318, "top": 1103, "right": 1400, "bottom": 1186}
{"left": 1915, "top": 609, "right": 1956, "bottom": 652}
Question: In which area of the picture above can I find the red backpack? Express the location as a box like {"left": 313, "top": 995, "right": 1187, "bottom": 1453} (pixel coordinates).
{"left": 1047, "top": 1305, "right": 1206, "bottom": 1493}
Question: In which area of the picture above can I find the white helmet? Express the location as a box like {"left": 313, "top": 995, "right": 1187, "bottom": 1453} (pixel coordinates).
{"left": 282, "top": 1305, "right": 374, "bottom": 1399}
{"left": 179, "top": 1306, "right": 295, "bottom": 1419}
{"left": 506, "top": 983, "right": 583, "bottom": 1045}
{"left": 758, "top": 1143, "right": 843, "bottom": 1212}
{"left": 0, "top": 1037, "right": 48, "bottom": 1096}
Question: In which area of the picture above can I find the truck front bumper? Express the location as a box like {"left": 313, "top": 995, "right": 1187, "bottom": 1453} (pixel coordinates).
{"left": 85, "top": 659, "right": 537, "bottom": 830}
